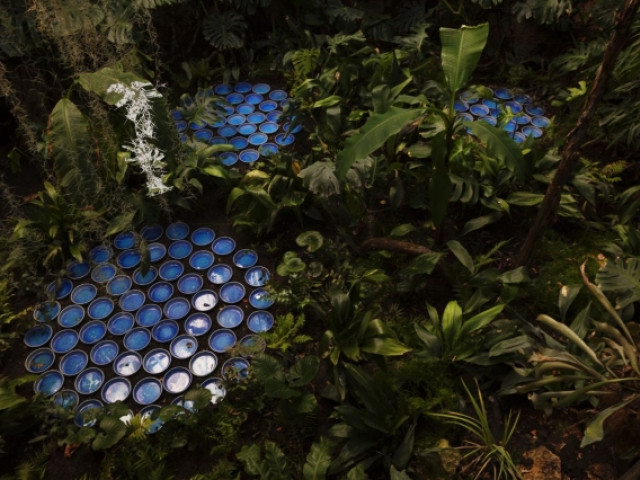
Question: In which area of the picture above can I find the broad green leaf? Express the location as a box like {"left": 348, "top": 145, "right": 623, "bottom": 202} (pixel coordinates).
{"left": 263, "top": 378, "right": 300, "bottom": 399}
{"left": 596, "top": 257, "right": 640, "bottom": 309}
{"left": 442, "top": 301, "right": 462, "bottom": 350}
{"left": 401, "top": 251, "right": 444, "bottom": 277}
{"left": 296, "top": 231, "right": 324, "bottom": 252}
{"left": 390, "top": 223, "right": 417, "bottom": 237}
{"left": 460, "top": 304, "right": 504, "bottom": 337}
{"left": 439, "top": 23, "right": 489, "bottom": 92}
{"left": 237, "top": 444, "right": 263, "bottom": 476}
{"left": 304, "top": 437, "right": 333, "bottom": 480}
{"left": 298, "top": 161, "right": 340, "bottom": 197}
{"left": 92, "top": 416, "right": 127, "bottom": 450}
{"left": 184, "top": 388, "right": 212, "bottom": 409}
{"left": 288, "top": 355, "right": 320, "bottom": 387}
{"left": 581, "top": 395, "right": 638, "bottom": 447}
{"left": 48, "top": 98, "right": 97, "bottom": 201}
{"left": 497, "top": 266, "right": 530, "bottom": 284}
{"left": 290, "top": 392, "right": 318, "bottom": 415}
{"left": 361, "top": 337, "right": 411, "bottom": 356}
{"left": 467, "top": 121, "right": 527, "bottom": 182}
{"left": 336, "top": 106, "right": 422, "bottom": 179}
{"left": 263, "top": 441, "right": 288, "bottom": 478}
{"left": 446, "top": 240, "right": 475, "bottom": 274}
{"left": 77, "top": 67, "right": 145, "bottom": 104}
{"left": 462, "top": 211, "right": 504, "bottom": 236}
{"left": 313, "top": 95, "right": 342, "bottom": 109}
{"left": 106, "top": 211, "right": 136, "bottom": 236}
{"left": 537, "top": 314, "right": 603, "bottom": 367}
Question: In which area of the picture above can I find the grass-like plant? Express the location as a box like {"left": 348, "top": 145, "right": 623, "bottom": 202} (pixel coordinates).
{"left": 431, "top": 379, "right": 523, "bottom": 480}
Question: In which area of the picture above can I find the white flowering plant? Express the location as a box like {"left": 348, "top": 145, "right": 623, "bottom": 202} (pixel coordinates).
{"left": 107, "top": 80, "right": 173, "bottom": 196}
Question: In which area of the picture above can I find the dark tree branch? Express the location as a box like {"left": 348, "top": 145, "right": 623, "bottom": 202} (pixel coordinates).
{"left": 515, "top": 0, "right": 640, "bottom": 267}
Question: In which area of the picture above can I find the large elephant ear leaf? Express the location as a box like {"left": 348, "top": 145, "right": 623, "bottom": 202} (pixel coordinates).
{"left": 77, "top": 67, "right": 145, "bottom": 104}
{"left": 439, "top": 23, "right": 489, "bottom": 93}
{"left": 47, "top": 98, "right": 98, "bottom": 202}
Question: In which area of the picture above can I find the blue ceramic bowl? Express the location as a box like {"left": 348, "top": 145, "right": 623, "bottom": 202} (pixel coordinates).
{"left": 201, "top": 377, "right": 226, "bottom": 405}
{"left": 239, "top": 334, "right": 267, "bottom": 356}
{"left": 514, "top": 94, "right": 532, "bottom": 105}
{"left": 238, "top": 123, "right": 257, "bottom": 135}
{"left": 216, "top": 305, "right": 244, "bottom": 328}
{"left": 479, "top": 116, "right": 498, "bottom": 127}
{"left": 191, "top": 227, "right": 215, "bottom": 246}
{"left": 133, "top": 377, "right": 163, "bottom": 405}
{"left": 453, "top": 100, "right": 468, "bottom": 113}
{"left": 51, "top": 329, "right": 79, "bottom": 353}
{"left": 211, "top": 237, "right": 236, "bottom": 255}
{"left": 194, "top": 129, "right": 213, "bottom": 142}
{"left": 132, "top": 266, "right": 158, "bottom": 286}
{"left": 114, "top": 231, "right": 136, "bottom": 250}
{"left": 71, "top": 283, "right": 98, "bottom": 305}
{"left": 107, "top": 312, "right": 134, "bottom": 336}
{"left": 34, "top": 301, "right": 61, "bottom": 322}
{"left": 151, "top": 319, "right": 180, "bottom": 343}
{"left": 91, "top": 263, "right": 116, "bottom": 284}
{"left": 266, "top": 110, "right": 283, "bottom": 122}
{"left": 522, "top": 125, "right": 543, "bottom": 138}
{"left": 184, "top": 312, "right": 212, "bottom": 337}
{"left": 245, "top": 93, "right": 263, "bottom": 105}
{"left": 234, "top": 82, "right": 252, "bottom": 93}
{"left": 79, "top": 320, "right": 107, "bottom": 345}
{"left": 119, "top": 290, "right": 146, "bottom": 312}
{"left": 170, "top": 335, "right": 198, "bottom": 360}
{"left": 123, "top": 328, "right": 152, "bottom": 351}
{"left": 207, "top": 263, "right": 233, "bottom": 284}
{"left": 225, "top": 93, "right": 244, "bottom": 105}
{"left": 25, "top": 347, "right": 55, "bottom": 373}
{"left": 117, "top": 249, "right": 142, "bottom": 269}
{"left": 229, "top": 136, "right": 249, "bottom": 149}
{"left": 258, "top": 100, "right": 278, "bottom": 112}
{"left": 135, "top": 304, "right": 163, "bottom": 328}
{"left": 219, "top": 282, "right": 246, "bottom": 304}
{"left": 107, "top": 275, "right": 133, "bottom": 296}
{"left": 259, "top": 122, "right": 279, "bottom": 134}
{"left": 67, "top": 261, "right": 91, "bottom": 280}
{"left": 58, "top": 304, "right": 85, "bottom": 328}
{"left": 227, "top": 114, "right": 246, "bottom": 126}
{"left": 47, "top": 278, "right": 73, "bottom": 300}
{"left": 143, "top": 348, "right": 172, "bottom": 374}
{"left": 52, "top": 390, "right": 79, "bottom": 410}
{"left": 177, "top": 273, "right": 204, "bottom": 295}
{"left": 504, "top": 101, "right": 523, "bottom": 114}
{"left": 148, "top": 242, "right": 167, "bottom": 262}
{"left": 189, "top": 351, "right": 218, "bottom": 377}
{"left": 218, "top": 125, "right": 237, "bottom": 137}
{"left": 60, "top": 350, "right": 89, "bottom": 377}
{"left": 220, "top": 152, "right": 239, "bottom": 166}
{"left": 274, "top": 133, "right": 295, "bottom": 146}
{"left": 222, "top": 357, "right": 250, "bottom": 381}
{"left": 89, "top": 245, "right": 113, "bottom": 264}
{"left": 481, "top": 98, "right": 498, "bottom": 109}
{"left": 282, "top": 122, "right": 303, "bottom": 134}
{"left": 166, "top": 221, "right": 190, "bottom": 240}
{"left": 74, "top": 399, "right": 103, "bottom": 427}
{"left": 141, "top": 224, "right": 163, "bottom": 242}
{"left": 191, "top": 289, "right": 218, "bottom": 312}
{"left": 90, "top": 340, "right": 119, "bottom": 366}
{"left": 247, "top": 112, "right": 266, "bottom": 124}
{"left": 239, "top": 149, "right": 260, "bottom": 163}
{"left": 164, "top": 297, "right": 190, "bottom": 320}
{"left": 248, "top": 132, "right": 268, "bottom": 146}
{"left": 75, "top": 367, "right": 105, "bottom": 395}
{"left": 208, "top": 328, "right": 237, "bottom": 353}
{"left": 113, "top": 351, "right": 142, "bottom": 377}
{"left": 233, "top": 249, "right": 258, "bottom": 268}
{"left": 140, "top": 404, "right": 164, "bottom": 433}
{"left": 24, "top": 324, "right": 53, "bottom": 348}
{"left": 268, "top": 90, "right": 287, "bottom": 101}
{"left": 159, "top": 260, "right": 184, "bottom": 281}
{"left": 531, "top": 116, "right": 550, "bottom": 128}
{"left": 525, "top": 105, "right": 545, "bottom": 116}
{"left": 189, "top": 119, "right": 207, "bottom": 130}
{"left": 259, "top": 143, "right": 278, "bottom": 157}
{"left": 148, "top": 281, "right": 174, "bottom": 303}
{"left": 469, "top": 104, "right": 490, "bottom": 117}
{"left": 189, "top": 250, "right": 215, "bottom": 271}
{"left": 87, "top": 297, "right": 114, "bottom": 320}
{"left": 236, "top": 103, "right": 255, "bottom": 115}
{"left": 244, "top": 266, "right": 270, "bottom": 287}
{"left": 35, "top": 370, "right": 63, "bottom": 397}
{"left": 252, "top": 83, "right": 270, "bottom": 95}
{"left": 247, "top": 310, "right": 275, "bottom": 333}
{"left": 248, "top": 288, "right": 275, "bottom": 309}
{"left": 101, "top": 377, "right": 131, "bottom": 404}
{"left": 214, "top": 84, "right": 232, "bottom": 95}
{"left": 163, "top": 367, "right": 192, "bottom": 394}
{"left": 494, "top": 87, "right": 512, "bottom": 100}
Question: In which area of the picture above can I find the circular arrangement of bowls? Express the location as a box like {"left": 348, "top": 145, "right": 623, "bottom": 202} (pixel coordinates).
{"left": 456, "top": 86, "right": 551, "bottom": 144}
{"left": 173, "top": 82, "right": 301, "bottom": 165}
{"left": 24, "top": 222, "right": 275, "bottom": 419}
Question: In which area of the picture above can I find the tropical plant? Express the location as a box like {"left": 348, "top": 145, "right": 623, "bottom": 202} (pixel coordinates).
{"left": 431, "top": 379, "right": 523, "bottom": 480}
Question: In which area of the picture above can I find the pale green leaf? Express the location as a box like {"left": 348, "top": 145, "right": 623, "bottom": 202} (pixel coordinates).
{"left": 439, "top": 23, "right": 489, "bottom": 92}
{"left": 446, "top": 240, "right": 475, "bottom": 274}
{"left": 303, "top": 437, "right": 333, "bottom": 480}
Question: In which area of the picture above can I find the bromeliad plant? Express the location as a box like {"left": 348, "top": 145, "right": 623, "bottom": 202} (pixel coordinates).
{"left": 515, "top": 260, "right": 640, "bottom": 447}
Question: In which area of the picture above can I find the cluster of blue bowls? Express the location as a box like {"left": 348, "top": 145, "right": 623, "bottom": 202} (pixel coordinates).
{"left": 455, "top": 87, "right": 551, "bottom": 144}
{"left": 24, "top": 222, "right": 273, "bottom": 429}
{"left": 173, "top": 82, "right": 302, "bottom": 166}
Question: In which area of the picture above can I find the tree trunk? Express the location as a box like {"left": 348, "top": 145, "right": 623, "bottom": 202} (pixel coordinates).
{"left": 515, "top": 0, "right": 640, "bottom": 267}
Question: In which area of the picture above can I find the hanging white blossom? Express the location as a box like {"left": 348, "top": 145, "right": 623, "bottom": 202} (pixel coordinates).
{"left": 107, "top": 81, "right": 172, "bottom": 196}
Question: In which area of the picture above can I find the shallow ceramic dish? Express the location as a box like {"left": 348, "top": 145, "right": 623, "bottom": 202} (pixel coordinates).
{"left": 135, "top": 304, "right": 162, "bottom": 328}
{"left": 25, "top": 347, "right": 55, "bottom": 373}
{"left": 90, "top": 340, "right": 119, "bottom": 366}
{"left": 51, "top": 328, "right": 79, "bottom": 353}
{"left": 247, "top": 310, "right": 274, "bottom": 333}
{"left": 113, "top": 351, "right": 142, "bottom": 377}
{"left": 74, "top": 399, "right": 103, "bottom": 427}
{"left": 123, "top": 328, "right": 151, "bottom": 351}
{"left": 166, "top": 221, "right": 190, "bottom": 240}
{"left": 119, "top": 290, "right": 146, "bottom": 312}
{"left": 79, "top": 320, "right": 107, "bottom": 345}
{"left": 75, "top": 367, "right": 105, "bottom": 395}
{"left": 207, "top": 264, "right": 233, "bottom": 284}
{"left": 170, "top": 335, "right": 198, "bottom": 359}
{"left": 58, "top": 304, "right": 86, "bottom": 328}
{"left": 60, "top": 349, "right": 88, "bottom": 376}
{"left": 107, "top": 312, "right": 134, "bottom": 336}
{"left": 71, "top": 284, "right": 97, "bottom": 305}
{"left": 163, "top": 297, "right": 190, "bottom": 320}
{"left": 191, "top": 289, "right": 217, "bottom": 312}
{"left": 248, "top": 288, "right": 275, "bottom": 309}
{"left": 113, "top": 231, "right": 136, "bottom": 250}
{"left": 101, "top": 377, "right": 131, "bottom": 404}
{"left": 132, "top": 266, "right": 158, "bottom": 286}
{"left": 189, "top": 351, "right": 218, "bottom": 377}
{"left": 34, "top": 370, "right": 63, "bottom": 397}
{"left": 143, "top": 348, "right": 172, "bottom": 374}
{"left": 163, "top": 367, "right": 192, "bottom": 394}
{"left": 46, "top": 278, "right": 73, "bottom": 300}
{"left": 184, "top": 312, "right": 212, "bottom": 337}
{"left": 87, "top": 297, "right": 114, "bottom": 320}
{"left": 190, "top": 227, "right": 215, "bottom": 246}
{"left": 24, "top": 324, "right": 53, "bottom": 348}
{"left": 106, "top": 275, "right": 133, "bottom": 296}
{"left": 148, "top": 281, "right": 174, "bottom": 303}
{"left": 219, "top": 282, "right": 245, "bottom": 304}
{"left": 208, "top": 329, "right": 236, "bottom": 353}
{"left": 133, "top": 378, "right": 162, "bottom": 406}
{"left": 151, "top": 319, "right": 179, "bottom": 343}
